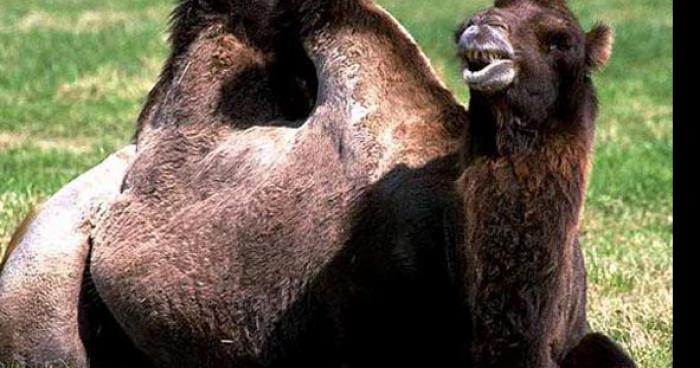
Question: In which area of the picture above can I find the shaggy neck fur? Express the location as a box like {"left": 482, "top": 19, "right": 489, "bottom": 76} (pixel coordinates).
{"left": 459, "top": 78, "right": 598, "bottom": 367}
{"left": 465, "top": 70, "right": 595, "bottom": 159}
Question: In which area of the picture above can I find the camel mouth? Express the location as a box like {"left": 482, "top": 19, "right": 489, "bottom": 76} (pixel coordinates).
{"left": 461, "top": 48, "right": 515, "bottom": 92}
{"left": 457, "top": 24, "right": 517, "bottom": 92}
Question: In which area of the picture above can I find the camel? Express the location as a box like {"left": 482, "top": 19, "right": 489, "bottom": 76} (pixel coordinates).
{"left": 1, "top": 0, "right": 466, "bottom": 366}
{"left": 455, "top": 0, "right": 635, "bottom": 367}
{"left": 0, "top": 0, "right": 635, "bottom": 367}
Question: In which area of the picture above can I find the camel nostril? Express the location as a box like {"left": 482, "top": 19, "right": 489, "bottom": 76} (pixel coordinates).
{"left": 458, "top": 25, "right": 480, "bottom": 51}
{"left": 465, "top": 25, "right": 480, "bottom": 36}
{"left": 458, "top": 24, "right": 515, "bottom": 64}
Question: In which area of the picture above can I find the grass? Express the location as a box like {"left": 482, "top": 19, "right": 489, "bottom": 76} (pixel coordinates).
{"left": 0, "top": 0, "right": 672, "bottom": 366}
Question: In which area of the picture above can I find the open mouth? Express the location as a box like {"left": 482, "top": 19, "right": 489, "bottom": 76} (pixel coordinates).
{"left": 461, "top": 48, "right": 516, "bottom": 92}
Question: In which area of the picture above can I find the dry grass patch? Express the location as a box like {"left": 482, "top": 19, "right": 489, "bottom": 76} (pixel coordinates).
{"left": 580, "top": 205, "right": 672, "bottom": 367}
{"left": 7, "top": 6, "right": 168, "bottom": 34}
{"left": 597, "top": 100, "right": 672, "bottom": 146}
{"left": 588, "top": 283, "right": 672, "bottom": 367}
{"left": 57, "top": 56, "right": 161, "bottom": 102}
{"left": 0, "top": 132, "right": 94, "bottom": 154}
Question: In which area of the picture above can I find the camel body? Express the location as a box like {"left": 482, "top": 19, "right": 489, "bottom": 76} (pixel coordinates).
{"left": 2, "top": 1, "right": 468, "bottom": 366}
{"left": 0, "top": 0, "right": 637, "bottom": 367}
{"left": 94, "top": 7, "right": 468, "bottom": 365}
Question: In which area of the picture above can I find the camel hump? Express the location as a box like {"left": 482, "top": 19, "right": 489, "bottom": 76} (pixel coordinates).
{"left": 168, "top": 0, "right": 281, "bottom": 56}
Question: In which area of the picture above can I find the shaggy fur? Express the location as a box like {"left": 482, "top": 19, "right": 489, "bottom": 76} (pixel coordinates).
{"left": 93, "top": 0, "right": 468, "bottom": 366}
{"left": 0, "top": 1, "right": 637, "bottom": 367}
{"left": 2, "top": 0, "right": 468, "bottom": 366}
{"left": 455, "top": 0, "right": 634, "bottom": 367}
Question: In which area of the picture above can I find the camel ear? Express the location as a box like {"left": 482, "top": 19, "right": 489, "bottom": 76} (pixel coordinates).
{"left": 585, "top": 22, "right": 614, "bottom": 71}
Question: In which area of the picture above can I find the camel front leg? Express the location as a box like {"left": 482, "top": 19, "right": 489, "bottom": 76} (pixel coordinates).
{"left": 0, "top": 145, "right": 135, "bottom": 367}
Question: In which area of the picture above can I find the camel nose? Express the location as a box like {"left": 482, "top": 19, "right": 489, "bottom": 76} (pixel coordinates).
{"left": 458, "top": 24, "right": 500, "bottom": 52}
{"left": 458, "top": 25, "right": 481, "bottom": 52}
{"left": 458, "top": 24, "right": 514, "bottom": 58}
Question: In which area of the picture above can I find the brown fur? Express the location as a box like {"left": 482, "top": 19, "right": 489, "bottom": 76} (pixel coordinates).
{"left": 83, "top": 0, "right": 467, "bottom": 366}
{"left": 455, "top": 1, "right": 634, "bottom": 367}
{"left": 0, "top": 1, "right": 635, "bottom": 367}
{"left": 0, "top": 146, "right": 136, "bottom": 368}
{"left": 585, "top": 23, "right": 614, "bottom": 71}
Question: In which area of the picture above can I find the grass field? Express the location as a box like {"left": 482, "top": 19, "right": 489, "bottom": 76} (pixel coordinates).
{"left": 0, "top": 0, "right": 672, "bottom": 366}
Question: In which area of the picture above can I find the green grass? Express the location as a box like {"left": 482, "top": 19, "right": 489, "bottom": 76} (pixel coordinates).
{"left": 0, "top": 0, "right": 672, "bottom": 366}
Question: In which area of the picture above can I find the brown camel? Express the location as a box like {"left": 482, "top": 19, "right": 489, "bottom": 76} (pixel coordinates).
{"left": 455, "top": 0, "right": 635, "bottom": 367}
{"left": 1, "top": 0, "right": 466, "bottom": 366}
{"left": 0, "top": 0, "right": 635, "bottom": 367}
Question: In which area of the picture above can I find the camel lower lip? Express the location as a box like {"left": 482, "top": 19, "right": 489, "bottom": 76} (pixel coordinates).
{"left": 463, "top": 59, "right": 516, "bottom": 92}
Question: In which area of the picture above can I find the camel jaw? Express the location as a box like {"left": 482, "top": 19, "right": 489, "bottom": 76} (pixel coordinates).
{"left": 462, "top": 59, "right": 515, "bottom": 92}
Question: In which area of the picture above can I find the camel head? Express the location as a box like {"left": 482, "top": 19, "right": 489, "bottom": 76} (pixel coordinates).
{"left": 455, "top": 0, "right": 613, "bottom": 144}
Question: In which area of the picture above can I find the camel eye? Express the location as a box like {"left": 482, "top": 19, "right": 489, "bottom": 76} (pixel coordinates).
{"left": 491, "top": 23, "right": 508, "bottom": 32}
{"left": 546, "top": 31, "right": 572, "bottom": 53}
{"left": 549, "top": 40, "right": 569, "bottom": 52}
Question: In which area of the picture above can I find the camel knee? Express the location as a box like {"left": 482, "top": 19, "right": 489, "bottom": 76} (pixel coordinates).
{"left": 562, "top": 332, "right": 636, "bottom": 368}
